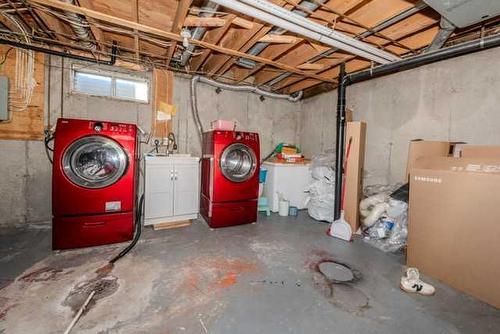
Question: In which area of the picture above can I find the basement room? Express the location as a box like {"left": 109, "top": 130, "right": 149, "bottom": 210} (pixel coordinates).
{"left": 1, "top": 0, "right": 500, "bottom": 333}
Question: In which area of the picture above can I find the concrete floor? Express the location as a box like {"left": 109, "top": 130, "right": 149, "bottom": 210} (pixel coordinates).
{"left": 0, "top": 212, "right": 499, "bottom": 333}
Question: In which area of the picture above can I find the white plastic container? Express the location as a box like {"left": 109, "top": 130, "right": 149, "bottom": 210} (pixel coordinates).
{"left": 262, "top": 161, "right": 311, "bottom": 212}
{"left": 279, "top": 200, "right": 290, "bottom": 216}
{"left": 211, "top": 120, "right": 237, "bottom": 131}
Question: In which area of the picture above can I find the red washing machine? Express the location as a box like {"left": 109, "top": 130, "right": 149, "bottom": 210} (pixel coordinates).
{"left": 52, "top": 118, "right": 138, "bottom": 250}
{"left": 200, "top": 130, "right": 260, "bottom": 228}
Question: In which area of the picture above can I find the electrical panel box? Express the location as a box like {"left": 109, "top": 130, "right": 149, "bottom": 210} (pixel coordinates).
{"left": 0, "top": 76, "right": 8, "bottom": 121}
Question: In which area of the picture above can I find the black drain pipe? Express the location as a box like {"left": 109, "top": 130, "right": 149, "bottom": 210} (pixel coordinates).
{"left": 0, "top": 38, "right": 118, "bottom": 65}
{"left": 333, "top": 34, "right": 500, "bottom": 223}
{"left": 333, "top": 63, "right": 347, "bottom": 221}
{"left": 346, "top": 33, "right": 500, "bottom": 85}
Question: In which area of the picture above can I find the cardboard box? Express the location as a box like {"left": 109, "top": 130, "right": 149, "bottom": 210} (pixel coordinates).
{"left": 456, "top": 145, "right": 500, "bottom": 158}
{"left": 408, "top": 156, "right": 500, "bottom": 308}
{"left": 344, "top": 121, "right": 366, "bottom": 233}
{"left": 405, "top": 140, "right": 454, "bottom": 182}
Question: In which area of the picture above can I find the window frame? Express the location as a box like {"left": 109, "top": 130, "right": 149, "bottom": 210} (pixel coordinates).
{"left": 71, "top": 65, "right": 150, "bottom": 104}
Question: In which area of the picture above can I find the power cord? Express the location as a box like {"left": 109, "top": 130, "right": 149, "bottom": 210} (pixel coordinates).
{"left": 109, "top": 194, "right": 144, "bottom": 264}
{"left": 44, "top": 129, "right": 54, "bottom": 164}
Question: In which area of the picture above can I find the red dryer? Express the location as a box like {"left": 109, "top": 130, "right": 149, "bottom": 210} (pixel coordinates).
{"left": 52, "top": 118, "right": 138, "bottom": 249}
{"left": 200, "top": 130, "right": 260, "bottom": 228}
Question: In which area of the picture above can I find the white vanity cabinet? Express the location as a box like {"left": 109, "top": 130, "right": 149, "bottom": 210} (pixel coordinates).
{"left": 144, "top": 155, "right": 200, "bottom": 225}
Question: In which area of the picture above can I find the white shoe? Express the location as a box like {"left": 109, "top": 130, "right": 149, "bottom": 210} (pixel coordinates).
{"left": 400, "top": 267, "right": 435, "bottom": 296}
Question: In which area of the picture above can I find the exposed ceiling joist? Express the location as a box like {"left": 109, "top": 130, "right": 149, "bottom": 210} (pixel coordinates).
{"left": 27, "top": 0, "right": 337, "bottom": 83}
{"left": 166, "top": 0, "right": 192, "bottom": 66}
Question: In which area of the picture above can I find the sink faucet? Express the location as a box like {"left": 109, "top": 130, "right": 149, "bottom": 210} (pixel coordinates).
{"left": 166, "top": 132, "right": 178, "bottom": 156}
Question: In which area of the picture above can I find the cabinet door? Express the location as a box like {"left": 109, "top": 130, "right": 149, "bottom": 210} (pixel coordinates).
{"left": 145, "top": 163, "right": 174, "bottom": 219}
{"left": 173, "top": 163, "right": 200, "bottom": 216}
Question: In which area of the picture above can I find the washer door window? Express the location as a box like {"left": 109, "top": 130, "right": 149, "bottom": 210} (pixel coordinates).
{"left": 220, "top": 143, "right": 257, "bottom": 182}
{"left": 63, "top": 136, "right": 128, "bottom": 189}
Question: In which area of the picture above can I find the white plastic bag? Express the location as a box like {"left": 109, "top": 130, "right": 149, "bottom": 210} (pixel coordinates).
{"left": 306, "top": 152, "right": 336, "bottom": 222}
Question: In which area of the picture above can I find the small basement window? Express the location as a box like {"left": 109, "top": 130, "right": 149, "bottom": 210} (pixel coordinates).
{"left": 72, "top": 66, "right": 149, "bottom": 103}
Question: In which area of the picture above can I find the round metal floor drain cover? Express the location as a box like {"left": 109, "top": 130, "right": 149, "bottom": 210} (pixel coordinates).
{"left": 318, "top": 261, "right": 354, "bottom": 282}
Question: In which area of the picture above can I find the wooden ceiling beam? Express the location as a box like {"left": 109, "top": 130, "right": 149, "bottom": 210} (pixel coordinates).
{"left": 183, "top": 16, "right": 254, "bottom": 29}
{"left": 232, "top": 40, "right": 302, "bottom": 83}
{"left": 165, "top": 0, "right": 192, "bottom": 66}
{"left": 211, "top": 25, "right": 272, "bottom": 77}
{"left": 203, "top": 23, "right": 266, "bottom": 77}
{"left": 258, "top": 34, "right": 299, "bottom": 44}
{"left": 282, "top": 25, "right": 440, "bottom": 94}
{"left": 189, "top": 14, "right": 236, "bottom": 73}
{"left": 28, "top": 0, "right": 336, "bottom": 83}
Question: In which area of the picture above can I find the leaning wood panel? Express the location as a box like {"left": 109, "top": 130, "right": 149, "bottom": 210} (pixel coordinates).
{"left": 152, "top": 68, "right": 173, "bottom": 138}
{"left": 0, "top": 47, "right": 45, "bottom": 141}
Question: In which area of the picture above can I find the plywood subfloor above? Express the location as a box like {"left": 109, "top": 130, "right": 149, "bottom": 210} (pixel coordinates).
{"left": 1, "top": 0, "right": 498, "bottom": 98}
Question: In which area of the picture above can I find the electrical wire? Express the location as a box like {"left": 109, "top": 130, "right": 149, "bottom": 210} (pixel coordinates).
{"left": 44, "top": 131, "right": 54, "bottom": 164}
{"left": 0, "top": 46, "right": 13, "bottom": 65}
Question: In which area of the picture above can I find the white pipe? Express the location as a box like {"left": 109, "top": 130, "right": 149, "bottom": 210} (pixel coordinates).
{"left": 239, "top": 0, "right": 399, "bottom": 63}
{"left": 211, "top": 0, "right": 399, "bottom": 64}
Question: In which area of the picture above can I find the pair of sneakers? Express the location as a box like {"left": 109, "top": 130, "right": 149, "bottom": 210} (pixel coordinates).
{"left": 400, "top": 267, "right": 435, "bottom": 296}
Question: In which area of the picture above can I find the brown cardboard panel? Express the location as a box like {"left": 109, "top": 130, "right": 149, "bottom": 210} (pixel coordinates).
{"left": 344, "top": 121, "right": 366, "bottom": 233}
{"left": 408, "top": 157, "right": 500, "bottom": 308}
{"left": 405, "top": 140, "right": 452, "bottom": 182}
{"left": 458, "top": 145, "right": 500, "bottom": 158}
{"left": 414, "top": 156, "right": 500, "bottom": 174}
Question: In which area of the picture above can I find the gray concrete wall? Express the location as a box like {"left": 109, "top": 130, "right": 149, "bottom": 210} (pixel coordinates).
{"left": 300, "top": 46, "right": 500, "bottom": 185}
{"left": 0, "top": 59, "right": 302, "bottom": 227}
{"left": 172, "top": 76, "right": 302, "bottom": 158}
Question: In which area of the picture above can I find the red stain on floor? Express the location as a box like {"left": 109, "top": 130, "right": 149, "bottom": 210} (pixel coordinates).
{"left": 217, "top": 272, "right": 237, "bottom": 288}
{"left": 179, "top": 258, "right": 259, "bottom": 293}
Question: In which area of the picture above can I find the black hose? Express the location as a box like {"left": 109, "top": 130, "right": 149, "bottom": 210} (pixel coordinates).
{"left": 44, "top": 133, "right": 54, "bottom": 164}
{"left": 109, "top": 194, "right": 144, "bottom": 264}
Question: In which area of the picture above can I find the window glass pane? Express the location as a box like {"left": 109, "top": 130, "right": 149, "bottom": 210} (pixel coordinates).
{"left": 115, "top": 78, "right": 148, "bottom": 102}
{"left": 74, "top": 72, "right": 112, "bottom": 96}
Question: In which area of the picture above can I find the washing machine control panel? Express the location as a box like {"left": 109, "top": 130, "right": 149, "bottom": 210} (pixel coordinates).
{"left": 89, "top": 121, "right": 136, "bottom": 134}
{"left": 214, "top": 130, "right": 258, "bottom": 142}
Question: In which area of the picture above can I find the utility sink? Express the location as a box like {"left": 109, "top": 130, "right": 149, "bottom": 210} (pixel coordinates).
{"left": 145, "top": 153, "right": 199, "bottom": 163}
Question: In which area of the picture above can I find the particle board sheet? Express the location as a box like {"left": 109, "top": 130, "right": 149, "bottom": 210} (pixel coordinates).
{"left": 0, "top": 46, "right": 45, "bottom": 141}
{"left": 152, "top": 68, "right": 173, "bottom": 138}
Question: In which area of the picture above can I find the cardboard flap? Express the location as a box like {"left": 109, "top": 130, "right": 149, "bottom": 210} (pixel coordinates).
{"left": 456, "top": 145, "right": 500, "bottom": 158}
{"left": 413, "top": 156, "right": 500, "bottom": 175}
{"left": 405, "top": 140, "right": 453, "bottom": 182}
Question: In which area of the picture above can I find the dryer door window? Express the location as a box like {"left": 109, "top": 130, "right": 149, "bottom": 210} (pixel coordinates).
{"left": 63, "top": 136, "right": 128, "bottom": 189}
{"left": 220, "top": 143, "right": 257, "bottom": 183}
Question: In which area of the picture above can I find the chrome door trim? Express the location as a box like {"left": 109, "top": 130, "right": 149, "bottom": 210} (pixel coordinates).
{"left": 219, "top": 143, "right": 257, "bottom": 183}
{"left": 62, "top": 135, "right": 128, "bottom": 189}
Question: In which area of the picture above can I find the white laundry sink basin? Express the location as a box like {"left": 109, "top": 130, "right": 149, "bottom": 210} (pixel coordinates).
{"left": 145, "top": 154, "right": 199, "bottom": 163}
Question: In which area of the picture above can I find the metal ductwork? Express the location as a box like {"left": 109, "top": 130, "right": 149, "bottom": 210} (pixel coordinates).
{"left": 423, "top": 0, "right": 500, "bottom": 28}
{"left": 426, "top": 17, "right": 455, "bottom": 52}
{"left": 179, "top": 1, "right": 219, "bottom": 66}
{"left": 266, "top": 1, "right": 428, "bottom": 87}
{"left": 237, "top": 0, "right": 329, "bottom": 69}
{"left": 63, "top": 0, "right": 96, "bottom": 50}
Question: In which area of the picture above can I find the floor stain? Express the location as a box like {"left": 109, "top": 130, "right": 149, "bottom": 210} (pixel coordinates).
{"left": 18, "top": 267, "right": 67, "bottom": 283}
{"left": 0, "top": 298, "right": 16, "bottom": 321}
{"left": 308, "top": 250, "right": 370, "bottom": 314}
{"left": 63, "top": 263, "right": 119, "bottom": 315}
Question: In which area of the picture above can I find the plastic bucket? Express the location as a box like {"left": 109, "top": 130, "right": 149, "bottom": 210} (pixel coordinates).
{"left": 279, "top": 200, "right": 289, "bottom": 216}
{"left": 288, "top": 206, "right": 298, "bottom": 217}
